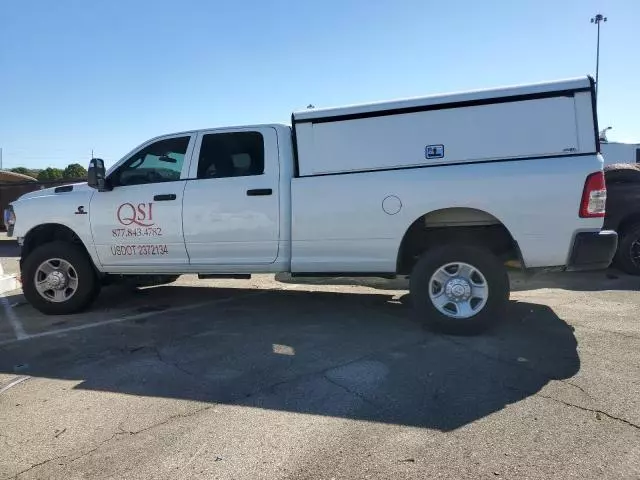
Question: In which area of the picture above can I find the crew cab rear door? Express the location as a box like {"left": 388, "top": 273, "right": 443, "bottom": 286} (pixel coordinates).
{"left": 89, "top": 133, "right": 196, "bottom": 267}
{"left": 182, "top": 127, "right": 280, "bottom": 265}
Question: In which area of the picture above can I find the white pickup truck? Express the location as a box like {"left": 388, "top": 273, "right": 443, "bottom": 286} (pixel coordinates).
{"left": 4, "top": 76, "right": 617, "bottom": 334}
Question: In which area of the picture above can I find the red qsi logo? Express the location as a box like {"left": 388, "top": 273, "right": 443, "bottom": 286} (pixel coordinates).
{"left": 117, "top": 202, "right": 155, "bottom": 227}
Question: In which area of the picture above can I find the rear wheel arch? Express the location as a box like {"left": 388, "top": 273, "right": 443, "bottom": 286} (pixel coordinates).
{"left": 616, "top": 212, "right": 640, "bottom": 236}
{"left": 396, "top": 207, "right": 520, "bottom": 275}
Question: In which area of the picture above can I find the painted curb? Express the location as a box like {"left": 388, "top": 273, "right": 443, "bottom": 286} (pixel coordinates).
{"left": 0, "top": 262, "right": 20, "bottom": 295}
{"left": 0, "top": 275, "right": 19, "bottom": 295}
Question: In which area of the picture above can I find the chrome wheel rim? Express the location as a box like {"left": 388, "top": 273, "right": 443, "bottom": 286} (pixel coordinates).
{"left": 34, "top": 258, "right": 79, "bottom": 303}
{"left": 428, "top": 262, "right": 488, "bottom": 319}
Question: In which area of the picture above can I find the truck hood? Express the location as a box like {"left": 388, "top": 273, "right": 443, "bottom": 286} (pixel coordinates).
{"left": 16, "top": 182, "right": 92, "bottom": 201}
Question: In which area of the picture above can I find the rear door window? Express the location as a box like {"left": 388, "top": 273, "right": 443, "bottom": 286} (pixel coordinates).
{"left": 196, "top": 132, "right": 264, "bottom": 179}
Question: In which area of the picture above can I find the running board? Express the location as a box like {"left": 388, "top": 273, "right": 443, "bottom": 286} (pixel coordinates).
{"left": 290, "top": 272, "right": 397, "bottom": 279}
{"left": 197, "top": 274, "right": 252, "bottom": 280}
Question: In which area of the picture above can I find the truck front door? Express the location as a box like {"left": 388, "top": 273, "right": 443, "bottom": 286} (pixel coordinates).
{"left": 182, "top": 127, "right": 280, "bottom": 265}
{"left": 89, "top": 134, "right": 195, "bottom": 268}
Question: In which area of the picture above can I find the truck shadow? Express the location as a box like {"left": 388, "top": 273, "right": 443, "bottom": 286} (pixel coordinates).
{"left": 0, "top": 286, "right": 579, "bottom": 432}
{"left": 274, "top": 269, "right": 640, "bottom": 292}
{"left": 0, "top": 239, "right": 20, "bottom": 258}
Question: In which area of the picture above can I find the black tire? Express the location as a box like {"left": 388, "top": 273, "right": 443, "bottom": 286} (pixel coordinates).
{"left": 22, "top": 241, "right": 99, "bottom": 315}
{"left": 409, "top": 245, "right": 509, "bottom": 335}
{"left": 614, "top": 223, "right": 640, "bottom": 275}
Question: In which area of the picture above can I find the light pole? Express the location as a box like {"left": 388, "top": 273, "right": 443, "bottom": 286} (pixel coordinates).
{"left": 590, "top": 13, "right": 607, "bottom": 100}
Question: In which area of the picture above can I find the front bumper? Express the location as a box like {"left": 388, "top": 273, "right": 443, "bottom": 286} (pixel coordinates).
{"left": 567, "top": 230, "right": 618, "bottom": 271}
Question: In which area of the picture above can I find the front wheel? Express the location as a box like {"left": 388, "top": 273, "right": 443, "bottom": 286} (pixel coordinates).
{"left": 410, "top": 245, "right": 509, "bottom": 335}
{"left": 22, "top": 241, "right": 99, "bottom": 315}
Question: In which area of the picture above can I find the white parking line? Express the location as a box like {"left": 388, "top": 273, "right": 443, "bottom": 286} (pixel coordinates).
{"left": 0, "top": 290, "right": 267, "bottom": 347}
{"left": 0, "top": 295, "right": 28, "bottom": 340}
{"left": 0, "top": 375, "right": 30, "bottom": 394}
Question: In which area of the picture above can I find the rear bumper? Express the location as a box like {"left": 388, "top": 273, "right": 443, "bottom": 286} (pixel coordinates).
{"left": 567, "top": 230, "right": 618, "bottom": 271}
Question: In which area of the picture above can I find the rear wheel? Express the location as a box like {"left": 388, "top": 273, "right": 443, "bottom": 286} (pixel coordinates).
{"left": 22, "top": 241, "right": 99, "bottom": 315}
{"left": 410, "top": 245, "right": 509, "bottom": 335}
{"left": 614, "top": 222, "right": 640, "bottom": 275}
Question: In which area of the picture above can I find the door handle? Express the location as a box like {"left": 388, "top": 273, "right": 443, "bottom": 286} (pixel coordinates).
{"left": 246, "top": 189, "right": 272, "bottom": 196}
{"left": 153, "top": 194, "right": 177, "bottom": 201}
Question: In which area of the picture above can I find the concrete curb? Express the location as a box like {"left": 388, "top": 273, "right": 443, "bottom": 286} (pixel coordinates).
{"left": 0, "top": 262, "right": 19, "bottom": 295}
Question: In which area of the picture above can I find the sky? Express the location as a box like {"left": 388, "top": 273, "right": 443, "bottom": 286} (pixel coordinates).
{"left": 1, "top": 0, "right": 639, "bottom": 170}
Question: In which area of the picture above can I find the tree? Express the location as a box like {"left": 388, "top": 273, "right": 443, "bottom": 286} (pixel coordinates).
{"left": 10, "top": 167, "right": 38, "bottom": 179}
{"left": 37, "top": 168, "right": 64, "bottom": 181}
{"left": 63, "top": 163, "right": 88, "bottom": 179}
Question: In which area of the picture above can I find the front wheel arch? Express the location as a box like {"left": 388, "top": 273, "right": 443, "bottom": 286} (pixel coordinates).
{"left": 21, "top": 224, "right": 95, "bottom": 269}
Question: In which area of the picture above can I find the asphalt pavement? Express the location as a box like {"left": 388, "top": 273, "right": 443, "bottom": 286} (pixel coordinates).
{"left": 0, "top": 239, "right": 639, "bottom": 479}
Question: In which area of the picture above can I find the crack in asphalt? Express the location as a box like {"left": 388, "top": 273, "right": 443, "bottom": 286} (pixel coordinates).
{"left": 67, "top": 430, "right": 131, "bottom": 465}
{"left": 438, "top": 335, "right": 640, "bottom": 432}
{"left": 124, "top": 405, "right": 215, "bottom": 437}
{"left": 1, "top": 408, "right": 216, "bottom": 479}
{"left": 3, "top": 454, "right": 68, "bottom": 480}
{"left": 3, "top": 335, "right": 432, "bottom": 477}
{"left": 3, "top": 428, "right": 139, "bottom": 480}
{"left": 502, "top": 382, "right": 640, "bottom": 432}
{"left": 439, "top": 334, "right": 594, "bottom": 398}
{"left": 6, "top": 321, "right": 634, "bottom": 477}
{"left": 572, "top": 323, "right": 640, "bottom": 341}
{"left": 235, "top": 337, "right": 432, "bottom": 403}
{"left": 440, "top": 334, "right": 548, "bottom": 375}
{"left": 535, "top": 393, "right": 640, "bottom": 431}
{"left": 9, "top": 328, "right": 594, "bottom": 478}
{"left": 559, "top": 379, "right": 594, "bottom": 400}
{"left": 119, "top": 336, "right": 434, "bottom": 440}
{"left": 322, "top": 373, "right": 382, "bottom": 409}
{"left": 152, "top": 346, "right": 197, "bottom": 378}
{"left": 3, "top": 280, "right": 638, "bottom": 479}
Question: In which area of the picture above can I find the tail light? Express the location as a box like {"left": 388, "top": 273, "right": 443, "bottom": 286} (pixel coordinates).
{"left": 579, "top": 171, "right": 606, "bottom": 218}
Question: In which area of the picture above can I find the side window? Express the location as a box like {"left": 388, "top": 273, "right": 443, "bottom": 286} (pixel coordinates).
{"left": 197, "top": 132, "right": 264, "bottom": 179}
{"left": 110, "top": 136, "right": 190, "bottom": 187}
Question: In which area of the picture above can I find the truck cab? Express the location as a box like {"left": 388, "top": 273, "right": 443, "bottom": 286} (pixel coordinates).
{"left": 9, "top": 125, "right": 294, "bottom": 275}
{"left": 88, "top": 125, "right": 292, "bottom": 272}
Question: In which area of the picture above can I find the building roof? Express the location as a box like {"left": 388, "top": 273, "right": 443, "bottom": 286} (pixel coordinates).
{"left": 0, "top": 170, "right": 37, "bottom": 183}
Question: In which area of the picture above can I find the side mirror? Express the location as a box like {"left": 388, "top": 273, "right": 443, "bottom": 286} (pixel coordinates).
{"left": 88, "top": 158, "right": 107, "bottom": 191}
